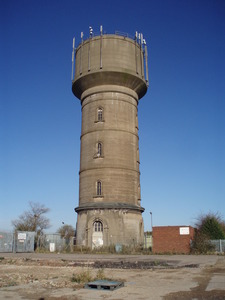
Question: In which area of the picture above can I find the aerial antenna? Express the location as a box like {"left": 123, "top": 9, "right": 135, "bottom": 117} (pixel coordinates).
{"left": 89, "top": 26, "right": 93, "bottom": 37}
{"left": 100, "top": 25, "right": 103, "bottom": 69}
{"left": 140, "top": 33, "right": 143, "bottom": 45}
{"left": 135, "top": 31, "right": 138, "bottom": 41}
{"left": 71, "top": 37, "right": 75, "bottom": 81}
{"left": 80, "top": 32, "right": 84, "bottom": 75}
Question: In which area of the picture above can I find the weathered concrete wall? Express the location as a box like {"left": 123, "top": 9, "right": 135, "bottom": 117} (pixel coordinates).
{"left": 76, "top": 209, "right": 144, "bottom": 247}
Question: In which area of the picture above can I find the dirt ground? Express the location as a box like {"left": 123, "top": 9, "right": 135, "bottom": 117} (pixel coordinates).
{"left": 0, "top": 253, "right": 225, "bottom": 299}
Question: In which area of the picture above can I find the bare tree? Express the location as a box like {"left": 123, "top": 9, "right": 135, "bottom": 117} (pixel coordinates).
{"left": 57, "top": 224, "right": 75, "bottom": 239}
{"left": 12, "top": 202, "right": 50, "bottom": 234}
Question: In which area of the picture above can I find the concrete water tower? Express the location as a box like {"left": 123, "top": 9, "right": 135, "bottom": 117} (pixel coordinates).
{"left": 71, "top": 26, "right": 149, "bottom": 248}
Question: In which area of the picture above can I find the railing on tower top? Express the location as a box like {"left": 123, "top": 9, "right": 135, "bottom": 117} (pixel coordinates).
{"left": 82, "top": 30, "right": 137, "bottom": 42}
{"left": 71, "top": 27, "right": 149, "bottom": 86}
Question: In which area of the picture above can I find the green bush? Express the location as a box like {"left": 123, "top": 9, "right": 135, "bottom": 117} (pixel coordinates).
{"left": 191, "top": 212, "right": 225, "bottom": 254}
{"left": 200, "top": 215, "right": 225, "bottom": 239}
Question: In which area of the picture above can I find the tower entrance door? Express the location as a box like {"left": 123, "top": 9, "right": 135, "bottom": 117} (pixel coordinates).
{"left": 92, "top": 221, "right": 103, "bottom": 249}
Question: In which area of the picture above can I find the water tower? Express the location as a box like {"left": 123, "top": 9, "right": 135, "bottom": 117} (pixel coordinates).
{"left": 71, "top": 26, "right": 149, "bottom": 248}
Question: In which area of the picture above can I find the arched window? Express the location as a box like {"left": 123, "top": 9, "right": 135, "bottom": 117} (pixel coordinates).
{"left": 97, "top": 108, "right": 103, "bottom": 122}
{"left": 97, "top": 142, "right": 102, "bottom": 157}
{"left": 97, "top": 181, "right": 102, "bottom": 196}
{"left": 138, "top": 184, "right": 141, "bottom": 200}
{"left": 94, "top": 221, "right": 103, "bottom": 232}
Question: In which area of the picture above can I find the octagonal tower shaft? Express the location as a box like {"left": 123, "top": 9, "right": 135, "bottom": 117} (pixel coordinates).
{"left": 72, "top": 32, "right": 148, "bottom": 247}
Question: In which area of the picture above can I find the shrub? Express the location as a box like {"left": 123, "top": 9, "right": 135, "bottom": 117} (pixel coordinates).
{"left": 191, "top": 229, "right": 215, "bottom": 254}
{"left": 71, "top": 269, "right": 92, "bottom": 283}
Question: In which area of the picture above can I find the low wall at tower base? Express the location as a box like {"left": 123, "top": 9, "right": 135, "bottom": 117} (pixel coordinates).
{"left": 76, "top": 208, "right": 144, "bottom": 248}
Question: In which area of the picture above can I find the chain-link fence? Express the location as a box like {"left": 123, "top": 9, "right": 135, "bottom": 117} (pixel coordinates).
{"left": 210, "top": 240, "right": 225, "bottom": 253}
{"left": 37, "top": 234, "right": 75, "bottom": 252}
{"left": 144, "top": 232, "right": 152, "bottom": 250}
{"left": 1, "top": 230, "right": 224, "bottom": 254}
{"left": 0, "top": 231, "right": 13, "bottom": 252}
{"left": 0, "top": 231, "right": 151, "bottom": 253}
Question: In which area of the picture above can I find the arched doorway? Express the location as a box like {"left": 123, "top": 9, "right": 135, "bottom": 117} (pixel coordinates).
{"left": 92, "top": 220, "right": 103, "bottom": 249}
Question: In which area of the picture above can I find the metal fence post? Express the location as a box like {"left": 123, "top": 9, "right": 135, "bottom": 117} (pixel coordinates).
{"left": 13, "top": 232, "right": 16, "bottom": 253}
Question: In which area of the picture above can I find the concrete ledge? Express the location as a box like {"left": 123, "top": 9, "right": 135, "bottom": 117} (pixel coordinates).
{"left": 72, "top": 71, "right": 147, "bottom": 100}
{"left": 75, "top": 202, "right": 144, "bottom": 213}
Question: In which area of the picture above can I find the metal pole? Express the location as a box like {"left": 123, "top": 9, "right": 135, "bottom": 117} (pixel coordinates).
{"left": 144, "top": 44, "right": 149, "bottom": 86}
{"left": 135, "top": 31, "right": 138, "bottom": 74}
{"left": 150, "top": 212, "right": 153, "bottom": 251}
{"left": 100, "top": 34, "right": 103, "bottom": 69}
{"left": 71, "top": 37, "right": 75, "bottom": 81}
{"left": 13, "top": 231, "right": 16, "bottom": 253}
{"left": 80, "top": 32, "right": 83, "bottom": 75}
{"left": 150, "top": 212, "right": 153, "bottom": 231}
{"left": 140, "top": 43, "right": 143, "bottom": 78}
{"left": 88, "top": 38, "right": 91, "bottom": 71}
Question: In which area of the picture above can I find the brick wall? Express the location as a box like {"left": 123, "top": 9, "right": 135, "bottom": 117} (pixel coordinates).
{"left": 152, "top": 226, "right": 195, "bottom": 254}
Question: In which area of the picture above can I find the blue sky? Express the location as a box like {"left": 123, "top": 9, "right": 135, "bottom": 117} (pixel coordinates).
{"left": 1, "top": 0, "right": 224, "bottom": 233}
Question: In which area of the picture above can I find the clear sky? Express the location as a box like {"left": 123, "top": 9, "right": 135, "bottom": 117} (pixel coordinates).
{"left": 1, "top": 0, "right": 225, "bottom": 233}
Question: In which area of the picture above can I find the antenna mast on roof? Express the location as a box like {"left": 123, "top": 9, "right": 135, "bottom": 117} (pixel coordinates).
{"left": 71, "top": 37, "right": 75, "bottom": 81}
{"left": 143, "top": 39, "right": 149, "bottom": 86}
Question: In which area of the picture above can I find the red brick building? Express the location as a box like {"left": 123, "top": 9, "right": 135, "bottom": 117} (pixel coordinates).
{"left": 152, "top": 226, "right": 195, "bottom": 254}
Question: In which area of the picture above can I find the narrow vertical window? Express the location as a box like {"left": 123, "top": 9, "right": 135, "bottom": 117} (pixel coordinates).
{"left": 97, "top": 142, "right": 102, "bottom": 157}
{"left": 137, "top": 148, "right": 140, "bottom": 163}
{"left": 97, "top": 181, "right": 102, "bottom": 196}
{"left": 97, "top": 108, "right": 103, "bottom": 122}
{"left": 136, "top": 114, "right": 139, "bottom": 130}
{"left": 138, "top": 184, "right": 141, "bottom": 200}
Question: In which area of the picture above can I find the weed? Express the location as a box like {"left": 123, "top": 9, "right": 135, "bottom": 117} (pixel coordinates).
{"left": 24, "top": 258, "right": 31, "bottom": 262}
{"left": 5, "top": 281, "right": 17, "bottom": 287}
{"left": 71, "top": 268, "right": 110, "bottom": 284}
{"left": 95, "top": 268, "right": 106, "bottom": 280}
{"left": 71, "top": 269, "right": 93, "bottom": 284}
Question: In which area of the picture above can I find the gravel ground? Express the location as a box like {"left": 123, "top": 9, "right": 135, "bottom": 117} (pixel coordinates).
{"left": 0, "top": 253, "right": 224, "bottom": 299}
